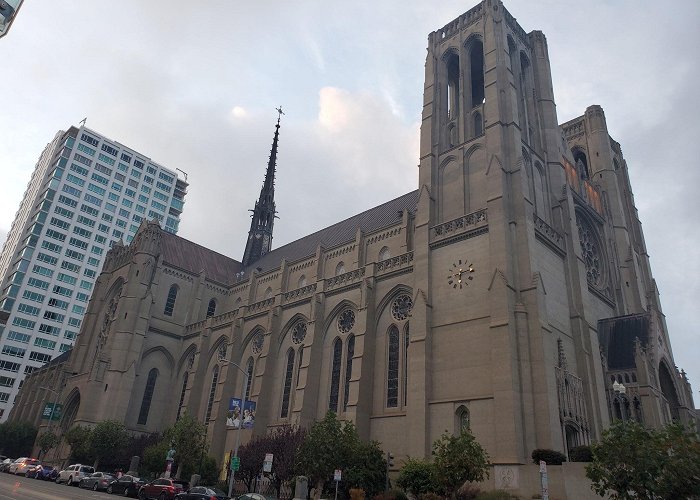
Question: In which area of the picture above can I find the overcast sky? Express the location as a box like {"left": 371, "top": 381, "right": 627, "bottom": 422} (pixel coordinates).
{"left": 2, "top": 1, "right": 698, "bottom": 403}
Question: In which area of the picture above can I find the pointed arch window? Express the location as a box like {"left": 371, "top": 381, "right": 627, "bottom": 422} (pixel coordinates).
{"left": 469, "top": 39, "right": 485, "bottom": 108}
{"left": 281, "top": 349, "right": 295, "bottom": 418}
{"left": 206, "top": 299, "right": 217, "bottom": 318}
{"left": 244, "top": 357, "right": 254, "bottom": 401}
{"left": 473, "top": 112, "right": 483, "bottom": 137}
{"left": 205, "top": 365, "right": 219, "bottom": 423}
{"left": 457, "top": 406, "right": 470, "bottom": 432}
{"left": 343, "top": 334, "right": 355, "bottom": 411}
{"left": 446, "top": 52, "right": 460, "bottom": 119}
{"left": 387, "top": 326, "right": 400, "bottom": 408}
{"left": 403, "top": 324, "right": 410, "bottom": 405}
{"left": 335, "top": 262, "right": 345, "bottom": 276}
{"left": 138, "top": 368, "right": 158, "bottom": 425}
{"left": 164, "top": 285, "right": 178, "bottom": 316}
{"left": 329, "top": 338, "right": 343, "bottom": 412}
{"left": 176, "top": 371, "right": 189, "bottom": 420}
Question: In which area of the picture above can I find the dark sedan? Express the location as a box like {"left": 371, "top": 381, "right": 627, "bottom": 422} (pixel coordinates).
{"left": 174, "top": 486, "right": 231, "bottom": 500}
{"left": 107, "top": 475, "right": 145, "bottom": 497}
{"left": 80, "top": 471, "right": 115, "bottom": 491}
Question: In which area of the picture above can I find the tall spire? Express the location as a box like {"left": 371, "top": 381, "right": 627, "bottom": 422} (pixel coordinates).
{"left": 242, "top": 107, "right": 283, "bottom": 267}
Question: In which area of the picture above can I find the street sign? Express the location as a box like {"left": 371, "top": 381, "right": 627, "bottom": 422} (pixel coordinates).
{"left": 263, "top": 461, "right": 272, "bottom": 473}
{"left": 265, "top": 453, "right": 274, "bottom": 463}
{"left": 334, "top": 469, "right": 342, "bottom": 482}
{"left": 230, "top": 456, "right": 241, "bottom": 471}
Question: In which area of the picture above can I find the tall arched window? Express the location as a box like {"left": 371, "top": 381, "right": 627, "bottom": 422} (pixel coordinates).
{"left": 244, "top": 357, "right": 254, "bottom": 401}
{"left": 164, "top": 285, "right": 178, "bottom": 316}
{"left": 457, "top": 405, "right": 470, "bottom": 432}
{"left": 329, "top": 338, "right": 342, "bottom": 412}
{"left": 343, "top": 335, "right": 355, "bottom": 411}
{"left": 206, "top": 299, "right": 217, "bottom": 318}
{"left": 176, "top": 372, "right": 188, "bottom": 420}
{"left": 469, "top": 39, "right": 485, "bottom": 108}
{"left": 403, "top": 324, "right": 410, "bottom": 406}
{"left": 138, "top": 368, "right": 158, "bottom": 425}
{"left": 387, "top": 325, "right": 400, "bottom": 408}
{"left": 205, "top": 365, "right": 219, "bottom": 423}
{"left": 446, "top": 52, "right": 460, "bottom": 119}
{"left": 281, "top": 349, "right": 295, "bottom": 418}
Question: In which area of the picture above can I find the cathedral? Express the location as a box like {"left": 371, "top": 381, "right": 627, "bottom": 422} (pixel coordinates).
{"left": 11, "top": 0, "right": 697, "bottom": 496}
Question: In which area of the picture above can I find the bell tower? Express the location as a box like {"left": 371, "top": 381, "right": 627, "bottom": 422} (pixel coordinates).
{"left": 408, "top": 0, "right": 601, "bottom": 463}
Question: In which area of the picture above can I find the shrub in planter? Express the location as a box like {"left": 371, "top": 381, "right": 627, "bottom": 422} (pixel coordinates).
{"left": 531, "top": 449, "right": 566, "bottom": 465}
{"left": 568, "top": 445, "right": 593, "bottom": 462}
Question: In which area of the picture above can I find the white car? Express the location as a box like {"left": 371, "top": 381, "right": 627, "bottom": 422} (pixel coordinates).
{"left": 56, "top": 464, "right": 95, "bottom": 485}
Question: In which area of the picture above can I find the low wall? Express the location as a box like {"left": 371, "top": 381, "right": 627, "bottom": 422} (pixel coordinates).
{"left": 478, "top": 462, "right": 608, "bottom": 499}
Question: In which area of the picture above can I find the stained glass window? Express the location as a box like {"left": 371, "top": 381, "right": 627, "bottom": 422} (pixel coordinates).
{"left": 164, "top": 285, "right": 178, "bottom": 316}
{"left": 138, "top": 368, "right": 158, "bottom": 425}
{"left": 176, "top": 372, "right": 188, "bottom": 420}
{"left": 329, "top": 338, "right": 342, "bottom": 412}
{"left": 244, "top": 357, "right": 254, "bottom": 401}
{"left": 205, "top": 365, "right": 219, "bottom": 423}
{"left": 344, "top": 335, "right": 355, "bottom": 411}
{"left": 387, "top": 325, "right": 400, "bottom": 408}
{"left": 281, "top": 349, "right": 295, "bottom": 418}
{"left": 403, "top": 324, "right": 410, "bottom": 406}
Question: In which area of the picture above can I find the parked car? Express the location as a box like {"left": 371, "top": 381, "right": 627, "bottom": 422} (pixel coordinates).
{"left": 79, "top": 471, "right": 115, "bottom": 491}
{"left": 9, "top": 457, "right": 41, "bottom": 475}
{"left": 107, "top": 474, "right": 145, "bottom": 497}
{"left": 175, "top": 486, "right": 231, "bottom": 500}
{"left": 235, "top": 494, "right": 267, "bottom": 500}
{"left": 138, "top": 478, "right": 189, "bottom": 499}
{"left": 56, "top": 463, "right": 96, "bottom": 485}
{"left": 0, "top": 458, "right": 14, "bottom": 472}
{"left": 27, "top": 464, "right": 59, "bottom": 480}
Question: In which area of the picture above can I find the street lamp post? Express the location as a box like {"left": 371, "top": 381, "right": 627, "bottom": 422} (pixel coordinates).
{"left": 223, "top": 360, "right": 249, "bottom": 499}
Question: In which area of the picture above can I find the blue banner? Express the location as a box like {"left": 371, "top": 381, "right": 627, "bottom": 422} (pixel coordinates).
{"left": 227, "top": 398, "right": 256, "bottom": 428}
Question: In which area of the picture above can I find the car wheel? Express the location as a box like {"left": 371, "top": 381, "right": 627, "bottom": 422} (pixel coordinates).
{"left": 107, "top": 485, "right": 114, "bottom": 494}
{"left": 94, "top": 482, "right": 99, "bottom": 491}
{"left": 159, "top": 493, "right": 166, "bottom": 500}
{"left": 68, "top": 476, "right": 73, "bottom": 486}
{"left": 55, "top": 477, "right": 61, "bottom": 484}
{"left": 138, "top": 490, "right": 146, "bottom": 500}
{"left": 124, "top": 487, "right": 131, "bottom": 497}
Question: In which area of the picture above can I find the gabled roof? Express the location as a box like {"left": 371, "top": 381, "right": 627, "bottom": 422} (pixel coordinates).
{"left": 246, "top": 190, "right": 419, "bottom": 273}
{"left": 160, "top": 231, "right": 243, "bottom": 285}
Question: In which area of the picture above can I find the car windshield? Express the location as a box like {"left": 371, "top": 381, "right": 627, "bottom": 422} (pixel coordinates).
{"left": 210, "top": 488, "right": 227, "bottom": 495}
{"left": 173, "top": 481, "right": 188, "bottom": 488}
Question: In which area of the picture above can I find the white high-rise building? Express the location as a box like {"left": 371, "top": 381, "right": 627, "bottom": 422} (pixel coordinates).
{"left": 0, "top": 124, "right": 188, "bottom": 420}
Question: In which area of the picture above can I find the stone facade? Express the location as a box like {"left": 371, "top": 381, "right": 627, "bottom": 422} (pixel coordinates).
{"left": 10, "top": 0, "right": 697, "bottom": 496}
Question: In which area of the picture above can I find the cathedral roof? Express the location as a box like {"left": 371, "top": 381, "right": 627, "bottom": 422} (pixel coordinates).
{"left": 160, "top": 230, "right": 243, "bottom": 284}
{"left": 246, "top": 190, "right": 419, "bottom": 273}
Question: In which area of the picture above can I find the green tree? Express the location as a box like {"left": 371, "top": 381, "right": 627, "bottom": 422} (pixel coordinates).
{"left": 0, "top": 421, "right": 37, "bottom": 457}
{"left": 396, "top": 458, "right": 439, "bottom": 497}
{"left": 64, "top": 425, "right": 93, "bottom": 463}
{"left": 432, "top": 430, "right": 490, "bottom": 499}
{"left": 163, "top": 412, "right": 208, "bottom": 480}
{"left": 142, "top": 440, "right": 170, "bottom": 479}
{"left": 36, "top": 430, "right": 59, "bottom": 458}
{"left": 295, "top": 412, "right": 386, "bottom": 499}
{"left": 586, "top": 421, "right": 700, "bottom": 500}
{"left": 89, "top": 420, "right": 128, "bottom": 469}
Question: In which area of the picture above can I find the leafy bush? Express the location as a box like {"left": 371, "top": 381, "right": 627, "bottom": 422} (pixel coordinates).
{"left": 396, "top": 458, "right": 438, "bottom": 497}
{"left": 568, "top": 445, "right": 592, "bottom": 462}
{"left": 374, "top": 490, "right": 407, "bottom": 500}
{"left": 531, "top": 449, "right": 566, "bottom": 465}
{"left": 420, "top": 493, "right": 443, "bottom": 500}
{"left": 456, "top": 483, "right": 480, "bottom": 500}
{"left": 474, "top": 491, "right": 513, "bottom": 500}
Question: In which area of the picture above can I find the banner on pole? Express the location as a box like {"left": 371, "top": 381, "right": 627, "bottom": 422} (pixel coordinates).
{"left": 227, "top": 398, "right": 256, "bottom": 428}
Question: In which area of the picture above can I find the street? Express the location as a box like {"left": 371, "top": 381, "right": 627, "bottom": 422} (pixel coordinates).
{"left": 0, "top": 473, "right": 115, "bottom": 500}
